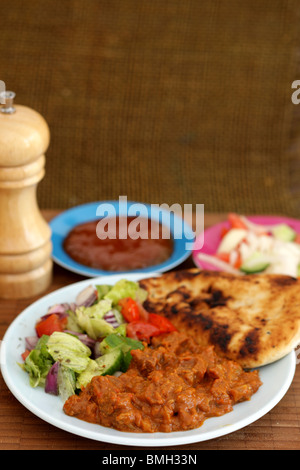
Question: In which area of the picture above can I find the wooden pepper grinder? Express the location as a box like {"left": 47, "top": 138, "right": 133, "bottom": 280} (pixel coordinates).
{"left": 0, "top": 91, "right": 53, "bottom": 299}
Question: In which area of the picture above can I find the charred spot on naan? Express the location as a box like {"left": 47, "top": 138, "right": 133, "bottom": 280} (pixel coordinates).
{"left": 193, "top": 313, "right": 232, "bottom": 352}
{"left": 238, "top": 328, "right": 260, "bottom": 359}
{"left": 202, "top": 287, "right": 231, "bottom": 308}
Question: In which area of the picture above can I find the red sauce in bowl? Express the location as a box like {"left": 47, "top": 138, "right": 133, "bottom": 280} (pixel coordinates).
{"left": 63, "top": 217, "right": 173, "bottom": 271}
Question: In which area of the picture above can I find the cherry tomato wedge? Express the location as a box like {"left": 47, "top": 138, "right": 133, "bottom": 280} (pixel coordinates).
{"left": 216, "top": 252, "right": 230, "bottom": 263}
{"left": 228, "top": 213, "right": 247, "bottom": 229}
{"left": 35, "top": 313, "right": 66, "bottom": 338}
{"left": 21, "top": 349, "right": 30, "bottom": 361}
{"left": 126, "top": 321, "right": 160, "bottom": 342}
{"left": 148, "top": 313, "right": 177, "bottom": 334}
{"left": 220, "top": 226, "right": 229, "bottom": 238}
{"left": 233, "top": 251, "right": 242, "bottom": 269}
{"left": 118, "top": 297, "right": 140, "bottom": 322}
{"left": 136, "top": 301, "right": 149, "bottom": 322}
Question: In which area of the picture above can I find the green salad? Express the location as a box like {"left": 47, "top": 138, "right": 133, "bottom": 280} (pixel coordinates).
{"left": 19, "top": 280, "right": 150, "bottom": 401}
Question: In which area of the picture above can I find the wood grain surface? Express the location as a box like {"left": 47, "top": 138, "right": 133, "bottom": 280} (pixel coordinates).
{"left": 1, "top": 210, "right": 300, "bottom": 450}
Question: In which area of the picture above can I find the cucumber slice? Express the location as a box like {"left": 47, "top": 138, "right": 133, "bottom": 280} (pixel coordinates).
{"left": 77, "top": 349, "right": 123, "bottom": 389}
{"left": 240, "top": 252, "right": 270, "bottom": 274}
{"left": 95, "top": 348, "right": 123, "bottom": 376}
{"left": 272, "top": 224, "right": 296, "bottom": 242}
{"left": 99, "top": 333, "right": 144, "bottom": 356}
{"left": 99, "top": 333, "right": 124, "bottom": 355}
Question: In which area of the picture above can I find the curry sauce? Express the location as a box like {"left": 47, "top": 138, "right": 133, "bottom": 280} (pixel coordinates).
{"left": 63, "top": 332, "right": 262, "bottom": 433}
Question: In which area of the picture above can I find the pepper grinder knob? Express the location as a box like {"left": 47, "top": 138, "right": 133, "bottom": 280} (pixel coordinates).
{"left": 0, "top": 91, "right": 16, "bottom": 114}
{"left": 0, "top": 91, "right": 53, "bottom": 299}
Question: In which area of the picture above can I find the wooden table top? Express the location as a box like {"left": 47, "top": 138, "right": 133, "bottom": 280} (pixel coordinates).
{"left": 1, "top": 210, "right": 300, "bottom": 450}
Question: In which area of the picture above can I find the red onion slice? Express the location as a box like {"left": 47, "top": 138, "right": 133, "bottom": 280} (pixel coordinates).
{"left": 76, "top": 285, "right": 98, "bottom": 307}
{"left": 47, "top": 304, "right": 66, "bottom": 315}
{"left": 25, "top": 336, "right": 39, "bottom": 351}
{"left": 103, "top": 311, "right": 121, "bottom": 328}
{"left": 195, "top": 253, "right": 243, "bottom": 275}
{"left": 45, "top": 362, "right": 59, "bottom": 395}
{"left": 63, "top": 330, "right": 96, "bottom": 348}
{"left": 40, "top": 310, "right": 69, "bottom": 323}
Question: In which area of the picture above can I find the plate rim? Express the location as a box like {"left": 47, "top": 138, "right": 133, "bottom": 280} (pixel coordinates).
{"left": 50, "top": 201, "right": 194, "bottom": 277}
{"left": 0, "top": 272, "right": 297, "bottom": 447}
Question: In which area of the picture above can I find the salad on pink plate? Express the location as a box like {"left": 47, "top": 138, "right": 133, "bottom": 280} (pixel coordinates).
{"left": 193, "top": 213, "right": 300, "bottom": 278}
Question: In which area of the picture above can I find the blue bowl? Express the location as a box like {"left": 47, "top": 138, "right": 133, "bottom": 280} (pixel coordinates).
{"left": 49, "top": 200, "right": 194, "bottom": 277}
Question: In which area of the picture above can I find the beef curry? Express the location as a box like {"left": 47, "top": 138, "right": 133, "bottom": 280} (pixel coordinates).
{"left": 63, "top": 332, "right": 262, "bottom": 433}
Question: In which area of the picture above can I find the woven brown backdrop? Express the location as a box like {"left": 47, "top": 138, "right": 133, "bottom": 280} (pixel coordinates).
{"left": 1, "top": 0, "right": 300, "bottom": 216}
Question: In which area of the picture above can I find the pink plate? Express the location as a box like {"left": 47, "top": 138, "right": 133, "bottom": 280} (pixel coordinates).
{"left": 192, "top": 215, "right": 300, "bottom": 271}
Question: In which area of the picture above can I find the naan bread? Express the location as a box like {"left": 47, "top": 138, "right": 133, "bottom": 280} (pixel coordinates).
{"left": 139, "top": 269, "right": 300, "bottom": 368}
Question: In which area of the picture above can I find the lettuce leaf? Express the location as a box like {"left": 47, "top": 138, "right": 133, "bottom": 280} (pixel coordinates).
{"left": 47, "top": 332, "right": 91, "bottom": 373}
{"left": 75, "top": 299, "right": 115, "bottom": 339}
{"left": 104, "top": 279, "right": 147, "bottom": 305}
{"left": 22, "top": 335, "right": 53, "bottom": 387}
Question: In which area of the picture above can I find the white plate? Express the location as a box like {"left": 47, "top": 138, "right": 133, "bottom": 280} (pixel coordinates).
{"left": 0, "top": 273, "right": 296, "bottom": 447}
